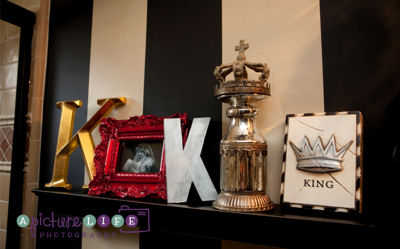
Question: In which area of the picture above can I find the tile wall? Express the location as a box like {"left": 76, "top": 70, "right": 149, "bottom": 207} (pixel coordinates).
{"left": 0, "top": 0, "right": 50, "bottom": 248}
{"left": 0, "top": 18, "right": 20, "bottom": 249}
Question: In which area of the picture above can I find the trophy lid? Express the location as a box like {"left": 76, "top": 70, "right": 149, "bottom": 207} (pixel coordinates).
{"left": 213, "top": 40, "right": 271, "bottom": 100}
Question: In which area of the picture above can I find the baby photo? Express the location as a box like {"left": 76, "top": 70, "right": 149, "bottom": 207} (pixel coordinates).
{"left": 119, "top": 141, "right": 163, "bottom": 174}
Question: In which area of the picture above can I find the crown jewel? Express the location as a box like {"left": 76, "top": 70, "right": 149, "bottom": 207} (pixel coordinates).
{"left": 289, "top": 136, "right": 353, "bottom": 173}
{"left": 214, "top": 40, "right": 271, "bottom": 99}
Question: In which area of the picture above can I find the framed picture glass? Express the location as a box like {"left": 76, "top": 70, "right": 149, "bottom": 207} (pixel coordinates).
{"left": 118, "top": 140, "right": 163, "bottom": 174}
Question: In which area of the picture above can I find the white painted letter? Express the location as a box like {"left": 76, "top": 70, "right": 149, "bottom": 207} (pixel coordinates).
{"left": 164, "top": 118, "right": 218, "bottom": 203}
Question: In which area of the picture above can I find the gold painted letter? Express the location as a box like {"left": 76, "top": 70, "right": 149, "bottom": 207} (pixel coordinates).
{"left": 45, "top": 97, "right": 126, "bottom": 190}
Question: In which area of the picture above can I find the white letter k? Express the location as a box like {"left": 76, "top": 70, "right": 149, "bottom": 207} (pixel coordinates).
{"left": 164, "top": 117, "right": 218, "bottom": 203}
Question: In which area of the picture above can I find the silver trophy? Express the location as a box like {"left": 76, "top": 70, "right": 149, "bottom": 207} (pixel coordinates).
{"left": 213, "top": 40, "right": 274, "bottom": 212}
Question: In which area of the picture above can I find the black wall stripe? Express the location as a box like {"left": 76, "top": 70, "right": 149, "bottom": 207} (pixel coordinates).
{"left": 143, "top": 0, "right": 222, "bottom": 191}
{"left": 40, "top": 0, "right": 92, "bottom": 191}
{"left": 38, "top": 1, "right": 93, "bottom": 248}
{"left": 142, "top": 0, "right": 221, "bottom": 248}
{"left": 320, "top": 0, "right": 400, "bottom": 220}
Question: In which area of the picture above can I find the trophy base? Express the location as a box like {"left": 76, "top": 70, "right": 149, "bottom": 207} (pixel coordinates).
{"left": 213, "top": 191, "right": 274, "bottom": 212}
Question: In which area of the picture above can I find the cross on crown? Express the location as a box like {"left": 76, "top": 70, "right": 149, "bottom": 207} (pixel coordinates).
{"left": 235, "top": 40, "right": 249, "bottom": 54}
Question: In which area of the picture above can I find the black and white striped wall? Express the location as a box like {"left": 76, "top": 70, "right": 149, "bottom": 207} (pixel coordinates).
{"left": 39, "top": 0, "right": 399, "bottom": 248}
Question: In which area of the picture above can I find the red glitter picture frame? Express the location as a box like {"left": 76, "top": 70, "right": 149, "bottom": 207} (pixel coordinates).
{"left": 89, "top": 113, "right": 188, "bottom": 199}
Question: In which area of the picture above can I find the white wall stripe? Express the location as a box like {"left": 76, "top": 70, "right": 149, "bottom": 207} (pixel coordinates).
{"left": 87, "top": 0, "right": 147, "bottom": 145}
{"left": 222, "top": 0, "right": 325, "bottom": 203}
{"left": 83, "top": 0, "right": 148, "bottom": 248}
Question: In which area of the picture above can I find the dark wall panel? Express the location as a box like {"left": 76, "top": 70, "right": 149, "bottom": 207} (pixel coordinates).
{"left": 143, "top": 0, "right": 222, "bottom": 192}
{"left": 38, "top": 1, "right": 93, "bottom": 248}
{"left": 39, "top": 0, "right": 92, "bottom": 190}
{"left": 142, "top": 0, "right": 222, "bottom": 248}
{"left": 320, "top": 0, "right": 400, "bottom": 232}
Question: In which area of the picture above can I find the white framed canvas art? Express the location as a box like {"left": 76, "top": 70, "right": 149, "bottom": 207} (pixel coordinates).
{"left": 281, "top": 112, "right": 363, "bottom": 213}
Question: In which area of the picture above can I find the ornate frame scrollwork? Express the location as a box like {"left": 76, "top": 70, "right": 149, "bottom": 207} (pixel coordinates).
{"left": 89, "top": 113, "right": 188, "bottom": 199}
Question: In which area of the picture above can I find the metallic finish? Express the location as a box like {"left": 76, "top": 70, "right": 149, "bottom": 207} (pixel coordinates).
{"left": 213, "top": 192, "right": 274, "bottom": 212}
{"left": 214, "top": 39, "right": 271, "bottom": 99}
{"left": 164, "top": 118, "right": 218, "bottom": 203}
{"left": 214, "top": 81, "right": 270, "bottom": 98}
{"left": 289, "top": 135, "right": 353, "bottom": 173}
{"left": 45, "top": 97, "right": 126, "bottom": 190}
{"left": 213, "top": 40, "right": 274, "bottom": 212}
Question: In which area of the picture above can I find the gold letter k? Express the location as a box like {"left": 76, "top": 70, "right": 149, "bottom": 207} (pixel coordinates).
{"left": 45, "top": 97, "right": 126, "bottom": 190}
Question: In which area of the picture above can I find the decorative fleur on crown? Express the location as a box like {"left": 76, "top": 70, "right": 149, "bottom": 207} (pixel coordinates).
{"left": 289, "top": 135, "right": 353, "bottom": 173}
{"left": 213, "top": 40, "right": 271, "bottom": 98}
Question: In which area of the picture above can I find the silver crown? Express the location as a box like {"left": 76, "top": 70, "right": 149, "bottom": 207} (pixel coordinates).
{"left": 213, "top": 40, "right": 271, "bottom": 99}
{"left": 289, "top": 136, "right": 353, "bottom": 173}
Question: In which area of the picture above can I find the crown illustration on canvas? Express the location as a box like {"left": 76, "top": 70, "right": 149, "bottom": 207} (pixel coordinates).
{"left": 213, "top": 40, "right": 271, "bottom": 99}
{"left": 289, "top": 135, "right": 353, "bottom": 173}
